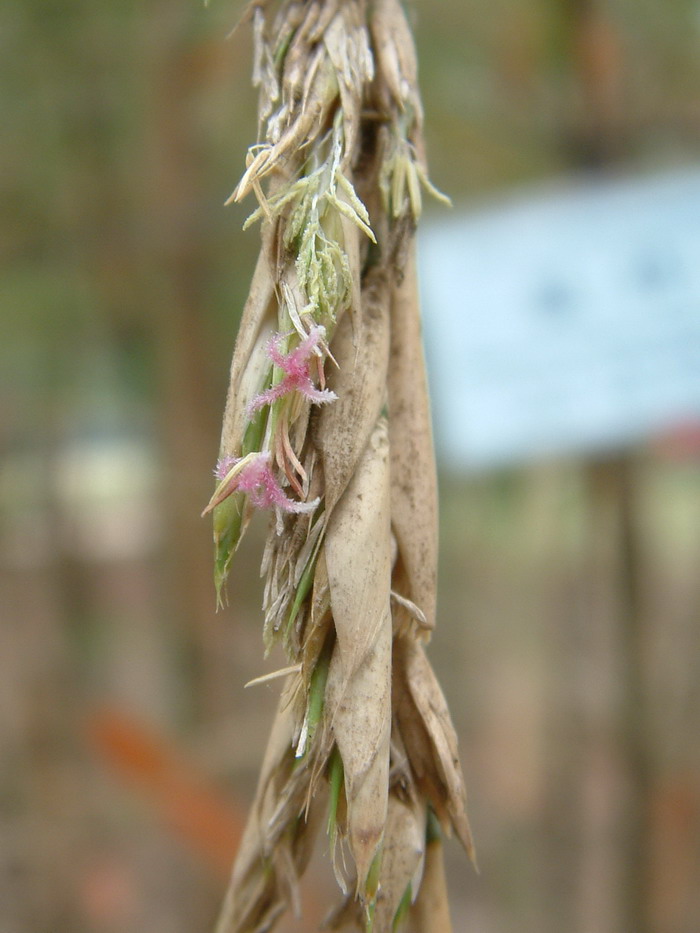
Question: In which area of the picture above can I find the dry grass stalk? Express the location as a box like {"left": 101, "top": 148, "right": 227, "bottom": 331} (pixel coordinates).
{"left": 207, "top": 1, "right": 474, "bottom": 929}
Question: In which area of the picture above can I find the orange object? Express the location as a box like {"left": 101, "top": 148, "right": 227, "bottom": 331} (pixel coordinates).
{"left": 87, "top": 707, "right": 245, "bottom": 879}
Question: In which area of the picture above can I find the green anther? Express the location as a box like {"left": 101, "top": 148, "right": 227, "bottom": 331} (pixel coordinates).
{"left": 287, "top": 550, "right": 318, "bottom": 636}
{"left": 305, "top": 637, "right": 331, "bottom": 746}
{"left": 288, "top": 511, "right": 326, "bottom": 641}
{"left": 426, "top": 807, "right": 442, "bottom": 845}
{"left": 393, "top": 884, "right": 412, "bottom": 930}
{"left": 365, "top": 847, "right": 383, "bottom": 903}
{"left": 242, "top": 404, "right": 267, "bottom": 457}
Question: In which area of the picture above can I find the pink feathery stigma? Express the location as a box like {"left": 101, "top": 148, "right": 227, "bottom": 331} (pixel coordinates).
{"left": 214, "top": 455, "right": 239, "bottom": 481}
{"left": 237, "top": 453, "right": 318, "bottom": 513}
{"left": 247, "top": 325, "right": 337, "bottom": 415}
{"left": 211, "top": 452, "right": 318, "bottom": 515}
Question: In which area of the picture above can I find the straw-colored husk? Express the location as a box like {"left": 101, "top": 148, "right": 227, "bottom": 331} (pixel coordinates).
{"left": 209, "top": 1, "right": 474, "bottom": 930}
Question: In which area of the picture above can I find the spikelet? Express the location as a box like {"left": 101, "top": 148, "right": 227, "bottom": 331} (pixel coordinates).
{"left": 210, "top": 1, "right": 473, "bottom": 930}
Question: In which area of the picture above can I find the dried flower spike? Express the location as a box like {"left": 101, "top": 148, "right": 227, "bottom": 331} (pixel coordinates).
{"left": 208, "top": 1, "right": 474, "bottom": 930}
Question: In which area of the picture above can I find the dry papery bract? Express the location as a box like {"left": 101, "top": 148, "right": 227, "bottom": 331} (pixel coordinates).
{"left": 209, "top": 1, "right": 473, "bottom": 931}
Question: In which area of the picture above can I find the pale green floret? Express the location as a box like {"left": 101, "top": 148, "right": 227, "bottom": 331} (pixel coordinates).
{"left": 241, "top": 174, "right": 311, "bottom": 233}
{"left": 244, "top": 165, "right": 370, "bottom": 322}
{"left": 297, "top": 225, "right": 351, "bottom": 321}
{"left": 213, "top": 494, "right": 244, "bottom": 608}
{"left": 292, "top": 174, "right": 368, "bottom": 320}
{"left": 243, "top": 149, "right": 374, "bottom": 248}
{"left": 242, "top": 116, "right": 374, "bottom": 325}
{"left": 380, "top": 135, "right": 451, "bottom": 223}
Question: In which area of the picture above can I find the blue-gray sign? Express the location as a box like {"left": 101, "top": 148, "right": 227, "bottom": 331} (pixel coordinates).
{"left": 419, "top": 168, "right": 700, "bottom": 470}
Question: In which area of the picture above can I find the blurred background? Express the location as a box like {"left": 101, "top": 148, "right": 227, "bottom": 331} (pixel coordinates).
{"left": 1, "top": 1, "right": 699, "bottom": 931}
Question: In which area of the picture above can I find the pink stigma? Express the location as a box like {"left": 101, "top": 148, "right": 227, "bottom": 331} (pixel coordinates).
{"left": 214, "top": 455, "right": 239, "bottom": 481}
{"left": 211, "top": 452, "right": 318, "bottom": 515}
{"left": 247, "top": 325, "right": 337, "bottom": 415}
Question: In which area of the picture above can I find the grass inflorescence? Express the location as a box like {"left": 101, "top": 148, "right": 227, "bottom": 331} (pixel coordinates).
{"left": 210, "top": 2, "right": 474, "bottom": 931}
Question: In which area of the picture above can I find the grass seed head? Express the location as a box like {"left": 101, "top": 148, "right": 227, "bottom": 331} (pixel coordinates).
{"left": 210, "top": 1, "right": 472, "bottom": 930}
